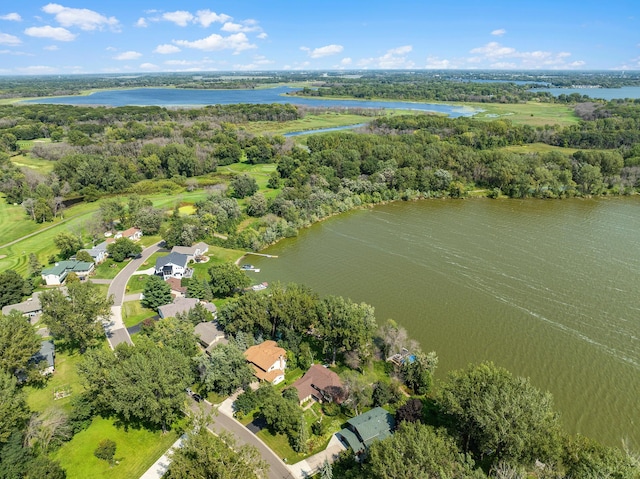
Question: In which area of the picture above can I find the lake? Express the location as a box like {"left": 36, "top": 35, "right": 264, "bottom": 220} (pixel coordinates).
{"left": 23, "top": 86, "right": 479, "bottom": 117}
{"left": 248, "top": 197, "right": 640, "bottom": 448}
{"left": 534, "top": 86, "right": 640, "bottom": 100}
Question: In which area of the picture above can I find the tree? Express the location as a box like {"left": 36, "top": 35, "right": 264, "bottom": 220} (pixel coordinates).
{"left": 0, "top": 270, "right": 31, "bottom": 309}
{"left": 208, "top": 263, "right": 250, "bottom": 298}
{"left": 437, "top": 362, "right": 563, "bottom": 467}
{"left": 24, "top": 456, "right": 67, "bottom": 479}
{"left": 53, "top": 232, "right": 83, "bottom": 260}
{"left": 0, "top": 370, "right": 30, "bottom": 446}
{"left": 133, "top": 206, "right": 164, "bottom": 235}
{"left": 145, "top": 317, "right": 198, "bottom": 357}
{"left": 195, "top": 343, "right": 253, "bottom": 395}
{"left": 40, "top": 282, "right": 113, "bottom": 352}
{"left": 27, "top": 253, "right": 42, "bottom": 278}
{"left": 364, "top": 422, "right": 485, "bottom": 479}
{"left": 401, "top": 352, "right": 436, "bottom": 395}
{"left": 166, "top": 428, "right": 268, "bottom": 479}
{"left": 74, "top": 250, "right": 94, "bottom": 263}
{"left": 340, "top": 370, "right": 373, "bottom": 416}
{"left": 141, "top": 275, "right": 172, "bottom": 311}
{"left": 94, "top": 439, "right": 116, "bottom": 466}
{"left": 231, "top": 174, "right": 259, "bottom": 198}
{"left": 107, "top": 238, "right": 142, "bottom": 262}
{"left": 319, "top": 459, "right": 333, "bottom": 479}
{"left": 395, "top": 398, "right": 424, "bottom": 424}
{"left": 246, "top": 193, "right": 267, "bottom": 217}
{"left": 0, "top": 311, "right": 40, "bottom": 377}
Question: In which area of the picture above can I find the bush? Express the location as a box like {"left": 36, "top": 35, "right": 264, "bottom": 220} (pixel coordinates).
{"left": 94, "top": 439, "right": 116, "bottom": 465}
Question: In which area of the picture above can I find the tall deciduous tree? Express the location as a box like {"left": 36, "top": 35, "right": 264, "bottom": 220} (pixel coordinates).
{"left": 107, "top": 237, "right": 142, "bottom": 262}
{"left": 0, "top": 369, "right": 30, "bottom": 446}
{"left": 0, "top": 270, "right": 31, "bottom": 308}
{"left": 208, "top": 263, "right": 250, "bottom": 298}
{"left": 40, "top": 282, "right": 113, "bottom": 352}
{"left": 437, "top": 362, "right": 563, "bottom": 467}
{"left": 53, "top": 232, "right": 83, "bottom": 260}
{"left": 0, "top": 311, "right": 40, "bottom": 377}
{"left": 195, "top": 343, "right": 253, "bottom": 395}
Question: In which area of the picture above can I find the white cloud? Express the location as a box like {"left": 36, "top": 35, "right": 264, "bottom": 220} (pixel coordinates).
{"left": 135, "top": 17, "right": 147, "bottom": 28}
{"left": 139, "top": 62, "right": 159, "bottom": 70}
{"left": 233, "top": 55, "right": 274, "bottom": 70}
{"left": 0, "top": 32, "right": 21, "bottom": 45}
{"left": 196, "top": 9, "right": 231, "bottom": 27}
{"left": 341, "top": 57, "right": 352, "bottom": 65}
{"left": 257, "top": 32, "right": 268, "bottom": 40}
{"left": 105, "top": 46, "right": 116, "bottom": 51}
{"left": 358, "top": 45, "right": 414, "bottom": 69}
{"left": 468, "top": 41, "right": 581, "bottom": 69}
{"left": 44, "top": 45, "right": 59, "bottom": 51}
{"left": 491, "top": 28, "right": 506, "bottom": 36}
{"left": 302, "top": 44, "right": 344, "bottom": 58}
{"left": 470, "top": 42, "right": 515, "bottom": 58}
{"left": 114, "top": 50, "right": 142, "bottom": 60}
{"left": 0, "top": 49, "right": 31, "bottom": 56}
{"left": 425, "top": 56, "right": 453, "bottom": 69}
{"left": 0, "top": 13, "right": 22, "bottom": 22}
{"left": 24, "top": 26, "right": 76, "bottom": 41}
{"left": 569, "top": 60, "right": 586, "bottom": 67}
{"left": 154, "top": 44, "right": 181, "bottom": 54}
{"left": 162, "top": 10, "right": 194, "bottom": 27}
{"left": 42, "top": 3, "right": 119, "bottom": 31}
{"left": 221, "top": 21, "right": 261, "bottom": 33}
{"left": 174, "top": 32, "right": 255, "bottom": 54}
{"left": 16, "top": 65, "right": 58, "bottom": 74}
{"left": 282, "top": 61, "right": 311, "bottom": 71}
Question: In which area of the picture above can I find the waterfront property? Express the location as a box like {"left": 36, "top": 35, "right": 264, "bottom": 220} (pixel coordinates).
{"left": 171, "top": 242, "right": 209, "bottom": 263}
{"left": 244, "top": 340, "right": 287, "bottom": 385}
{"left": 41, "top": 260, "right": 94, "bottom": 285}
{"left": 154, "top": 252, "right": 190, "bottom": 280}
{"left": 338, "top": 407, "right": 395, "bottom": 455}
{"left": 290, "top": 364, "right": 344, "bottom": 405}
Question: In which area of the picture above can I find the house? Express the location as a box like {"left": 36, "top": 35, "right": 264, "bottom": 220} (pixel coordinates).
{"left": 338, "top": 407, "right": 395, "bottom": 455}
{"left": 155, "top": 252, "right": 190, "bottom": 280}
{"left": 31, "top": 340, "right": 55, "bottom": 375}
{"left": 243, "top": 340, "right": 287, "bottom": 385}
{"left": 78, "top": 240, "right": 109, "bottom": 264}
{"left": 2, "top": 292, "right": 43, "bottom": 323}
{"left": 165, "top": 277, "right": 187, "bottom": 297}
{"left": 194, "top": 321, "right": 226, "bottom": 349}
{"left": 170, "top": 242, "right": 209, "bottom": 263}
{"left": 121, "top": 227, "right": 143, "bottom": 241}
{"left": 41, "top": 260, "right": 94, "bottom": 286}
{"left": 158, "top": 297, "right": 199, "bottom": 319}
{"left": 291, "top": 364, "right": 344, "bottom": 405}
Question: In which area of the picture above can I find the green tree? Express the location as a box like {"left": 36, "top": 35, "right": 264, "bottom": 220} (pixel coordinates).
{"left": 40, "top": 282, "right": 113, "bottom": 352}
{"left": 133, "top": 206, "right": 164, "bottom": 235}
{"left": 364, "top": 422, "right": 485, "bottom": 479}
{"left": 74, "top": 250, "right": 94, "bottom": 263}
{"left": 0, "top": 370, "right": 30, "bottom": 445}
{"left": 27, "top": 253, "right": 42, "bottom": 278}
{"left": 195, "top": 343, "right": 253, "bottom": 395}
{"left": 231, "top": 174, "right": 259, "bottom": 199}
{"left": 53, "top": 232, "right": 83, "bottom": 260}
{"left": 166, "top": 428, "right": 268, "bottom": 479}
{"left": 437, "top": 362, "right": 563, "bottom": 467}
{"left": 94, "top": 439, "right": 117, "bottom": 465}
{"left": 23, "top": 456, "right": 67, "bottom": 479}
{"left": 107, "top": 237, "right": 142, "bottom": 262}
{"left": 141, "top": 275, "right": 173, "bottom": 311}
{"left": 401, "top": 352, "right": 436, "bottom": 395}
{"left": 146, "top": 317, "right": 198, "bottom": 357}
{"left": 246, "top": 193, "right": 267, "bottom": 217}
{"left": 0, "top": 270, "right": 31, "bottom": 309}
{"left": 0, "top": 311, "right": 40, "bottom": 377}
{"left": 208, "top": 263, "right": 250, "bottom": 298}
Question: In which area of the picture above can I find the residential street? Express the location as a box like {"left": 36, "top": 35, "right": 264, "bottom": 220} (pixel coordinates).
{"left": 103, "top": 241, "right": 163, "bottom": 349}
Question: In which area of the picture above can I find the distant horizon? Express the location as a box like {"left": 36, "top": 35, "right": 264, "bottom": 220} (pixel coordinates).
{"left": 0, "top": 1, "right": 638, "bottom": 75}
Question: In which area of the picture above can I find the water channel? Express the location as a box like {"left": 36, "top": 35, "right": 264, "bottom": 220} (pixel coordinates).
{"left": 248, "top": 197, "right": 640, "bottom": 449}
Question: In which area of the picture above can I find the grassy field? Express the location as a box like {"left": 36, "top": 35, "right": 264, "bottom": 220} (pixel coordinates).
{"left": 467, "top": 101, "right": 579, "bottom": 127}
{"left": 241, "top": 112, "right": 372, "bottom": 136}
{"left": 10, "top": 154, "right": 55, "bottom": 173}
{"left": 16, "top": 138, "right": 52, "bottom": 150}
{"left": 126, "top": 274, "right": 150, "bottom": 295}
{"left": 52, "top": 416, "right": 179, "bottom": 479}
{"left": 500, "top": 143, "right": 583, "bottom": 155}
{"left": 25, "top": 349, "right": 84, "bottom": 413}
{"left": 122, "top": 301, "right": 156, "bottom": 328}
{"left": 93, "top": 259, "right": 126, "bottom": 279}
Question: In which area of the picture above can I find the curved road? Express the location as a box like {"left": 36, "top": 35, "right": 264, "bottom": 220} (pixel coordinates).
{"left": 104, "top": 241, "right": 164, "bottom": 349}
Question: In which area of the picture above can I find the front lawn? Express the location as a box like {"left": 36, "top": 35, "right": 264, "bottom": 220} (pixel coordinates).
{"left": 52, "top": 416, "right": 179, "bottom": 479}
{"left": 126, "top": 274, "right": 150, "bottom": 295}
{"left": 122, "top": 301, "right": 156, "bottom": 328}
{"left": 93, "top": 259, "right": 126, "bottom": 279}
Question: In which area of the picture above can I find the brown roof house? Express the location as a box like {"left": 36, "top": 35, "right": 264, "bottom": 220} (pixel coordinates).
{"left": 243, "top": 340, "right": 287, "bottom": 385}
{"left": 194, "top": 321, "right": 226, "bottom": 351}
{"left": 290, "top": 364, "right": 344, "bottom": 406}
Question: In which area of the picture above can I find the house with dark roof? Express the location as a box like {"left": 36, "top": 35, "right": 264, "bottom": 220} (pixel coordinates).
{"left": 154, "top": 252, "right": 189, "bottom": 280}
{"left": 290, "top": 364, "right": 344, "bottom": 405}
{"left": 31, "top": 340, "right": 55, "bottom": 375}
{"left": 171, "top": 242, "right": 209, "bottom": 263}
{"left": 41, "top": 260, "right": 94, "bottom": 285}
{"left": 2, "top": 292, "right": 43, "bottom": 322}
{"left": 338, "top": 407, "right": 395, "bottom": 455}
{"left": 244, "top": 340, "right": 287, "bottom": 385}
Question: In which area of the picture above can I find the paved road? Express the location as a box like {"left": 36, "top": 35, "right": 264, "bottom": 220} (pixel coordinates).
{"left": 104, "top": 241, "right": 164, "bottom": 349}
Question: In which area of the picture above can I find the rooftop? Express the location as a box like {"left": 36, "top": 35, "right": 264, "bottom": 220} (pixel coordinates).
{"left": 291, "top": 364, "right": 343, "bottom": 403}
{"left": 244, "top": 340, "right": 286, "bottom": 372}
{"left": 158, "top": 297, "right": 199, "bottom": 318}
{"left": 42, "top": 260, "right": 93, "bottom": 277}
{"left": 155, "top": 252, "right": 189, "bottom": 270}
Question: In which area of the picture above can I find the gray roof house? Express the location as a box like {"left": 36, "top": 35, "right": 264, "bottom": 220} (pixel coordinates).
{"left": 79, "top": 240, "right": 109, "bottom": 264}
{"left": 2, "top": 292, "right": 43, "bottom": 323}
{"left": 338, "top": 407, "right": 395, "bottom": 455}
{"left": 194, "top": 321, "right": 226, "bottom": 349}
{"left": 41, "top": 260, "right": 94, "bottom": 286}
{"left": 31, "top": 340, "right": 55, "bottom": 375}
{"left": 155, "top": 252, "right": 190, "bottom": 280}
{"left": 158, "top": 297, "right": 199, "bottom": 319}
{"left": 171, "top": 242, "right": 209, "bottom": 263}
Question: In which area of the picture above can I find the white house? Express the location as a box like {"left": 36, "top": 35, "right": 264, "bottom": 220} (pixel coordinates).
{"left": 78, "top": 240, "right": 109, "bottom": 264}
{"left": 154, "top": 252, "right": 189, "bottom": 280}
{"left": 243, "top": 340, "right": 287, "bottom": 385}
{"left": 2, "top": 292, "right": 43, "bottom": 323}
{"left": 171, "top": 242, "right": 209, "bottom": 263}
{"left": 41, "top": 260, "right": 94, "bottom": 286}
{"left": 120, "top": 227, "right": 143, "bottom": 241}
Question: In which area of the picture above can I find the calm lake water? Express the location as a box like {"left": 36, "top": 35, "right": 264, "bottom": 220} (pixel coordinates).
{"left": 249, "top": 198, "right": 640, "bottom": 448}
{"left": 23, "top": 86, "right": 478, "bottom": 117}
{"left": 534, "top": 86, "right": 640, "bottom": 100}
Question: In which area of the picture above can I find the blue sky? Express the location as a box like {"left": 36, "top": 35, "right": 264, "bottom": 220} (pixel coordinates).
{"left": 0, "top": 1, "right": 639, "bottom": 75}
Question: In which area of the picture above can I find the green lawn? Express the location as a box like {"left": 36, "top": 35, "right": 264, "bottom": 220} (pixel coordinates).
{"left": 122, "top": 301, "right": 156, "bottom": 328}
{"left": 468, "top": 101, "right": 579, "bottom": 127}
{"left": 93, "top": 259, "right": 127, "bottom": 279}
{"left": 126, "top": 274, "right": 150, "bottom": 295}
{"left": 52, "top": 416, "right": 179, "bottom": 479}
{"left": 25, "top": 349, "right": 84, "bottom": 413}
{"left": 499, "top": 143, "right": 583, "bottom": 155}
{"left": 241, "top": 112, "right": 372, "bottom": 136}
{"left": 10, "top": 154, "right": 55, "bottom": 173}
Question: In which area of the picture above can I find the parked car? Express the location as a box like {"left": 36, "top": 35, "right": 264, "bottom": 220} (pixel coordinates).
{"left": 192, "top": 393, "right": 202, "bottom": 402}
